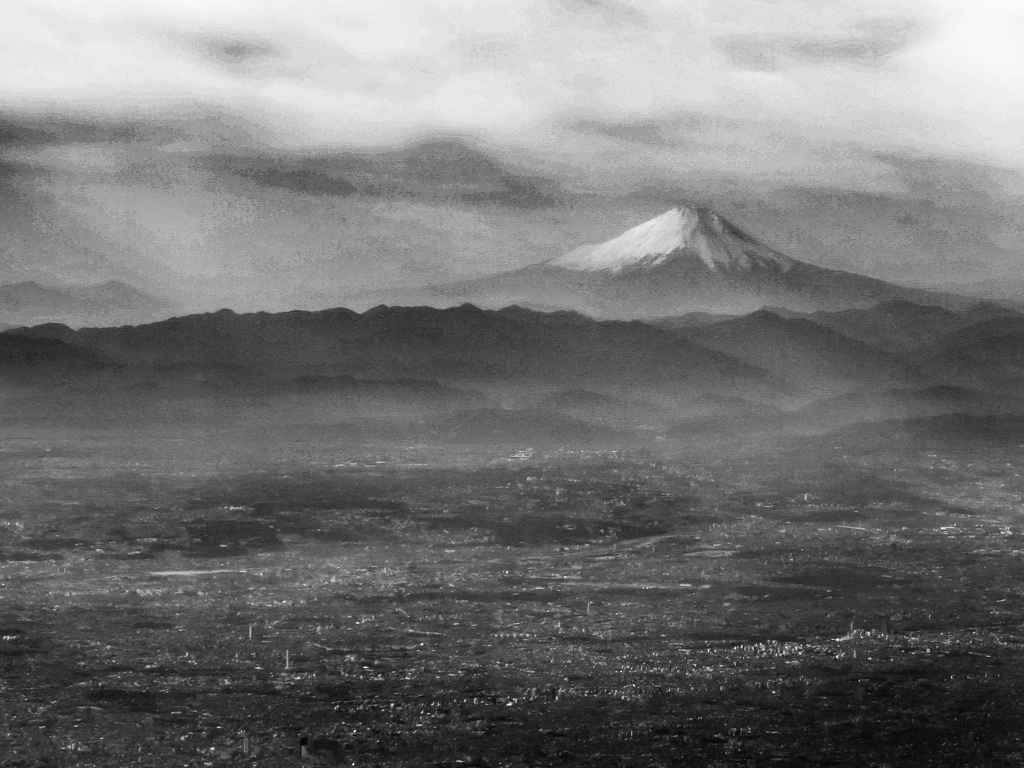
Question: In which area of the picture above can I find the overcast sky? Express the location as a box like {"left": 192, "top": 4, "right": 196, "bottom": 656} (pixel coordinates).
{"left": 2, "top": 0, "right": 1023, "bottom": 310}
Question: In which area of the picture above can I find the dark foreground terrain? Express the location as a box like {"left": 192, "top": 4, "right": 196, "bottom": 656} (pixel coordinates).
{"left": 3, "top": 426, "right": 1024, "bottom": 767}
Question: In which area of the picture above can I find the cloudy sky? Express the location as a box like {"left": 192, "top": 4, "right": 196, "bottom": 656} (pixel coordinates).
{"left": 2, "top": 0, "right": 1023, "bottom": 310}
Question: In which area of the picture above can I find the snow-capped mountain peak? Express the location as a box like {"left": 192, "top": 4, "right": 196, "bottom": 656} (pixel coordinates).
{"left": 350, "top": 202, "right": 965, "bottom": 318}
{"left": 547, "top": 205, "right": 795, "bottom": 274}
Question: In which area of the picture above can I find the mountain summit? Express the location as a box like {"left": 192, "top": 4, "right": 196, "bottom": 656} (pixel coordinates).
{"left": 549, "top": 205, "right": 795, "bottom": 274}
{"left": 351, "top": 205, "right": 968, "bottom": 318}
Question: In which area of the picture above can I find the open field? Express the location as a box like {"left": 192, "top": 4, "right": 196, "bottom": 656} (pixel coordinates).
{"left": 4, "top": 428, "right": 1024, "bottom": 766}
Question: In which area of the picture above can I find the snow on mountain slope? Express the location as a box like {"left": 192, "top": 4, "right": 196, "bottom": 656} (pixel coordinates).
{"left": 548, "top": 205, "right": 795, "bottom": 274}
{"left": 346, "top": 203, "right": 973, "bottom": 317}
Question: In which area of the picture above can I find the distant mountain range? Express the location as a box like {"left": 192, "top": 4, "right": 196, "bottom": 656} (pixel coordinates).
{"left": 4, "top": 298, "right": 1024, "bottom": 438}
{"left": 4, "top": 202, "right": 1024, "bottom": 444}
{"left": 915, "top": 315, "right": 1024, "bottom": 391}
{"left": 0, "top": 280, "right": 178, "bottom": 328}
{"left": 9, "top": 303, "right": 761, "bottom": 389}
{"left": 665, "top": 309, "right": 924, "bottom": 392}
{"left": 352, "top": 205, "right": 971, "bottom": 318}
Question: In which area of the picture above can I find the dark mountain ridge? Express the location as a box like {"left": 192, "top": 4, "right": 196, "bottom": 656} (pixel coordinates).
{"left": 806, "top": 300, "right": 1018, "bottom": 353}
{"left": 903, "top": 314, "right": 1024, "bottom": 390}
{"left": 673, "top": 309, "right": 923, "bottom": 390}
{"left": 0, "top": 334, "right": 115, "bottom": 382}
{"left": 5, "top": 303, "right": 764, "bottom": 389}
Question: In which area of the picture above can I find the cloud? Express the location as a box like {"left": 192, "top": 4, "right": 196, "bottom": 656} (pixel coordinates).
{"left": 3, "top": 0, "right": 1019, "bottom": 196}
{"left": 0, "top": 2, "right": 1011, "bottom": 154}
{"left": 568, "top": 119, "right": 672, "bottom": 147}
{"left": 718, "top": 17, "right": 929, "bottom": 71}
{"left": 0, "top": 0, "right": 1020, "bottom": 176}
{"left": 0, "top": 134, "right": 584, "bottom": 309}
{"left": 204, "top": 38, "right": 278, "bottom": 64}
{"left": 203, "top": 139, "right": 563, "bottom": 208}
{"left": 230, "top": 165, "right": 358, "bottom": 197}
{"left": 1, "top": 0, "right": 1024, "bottom": 307}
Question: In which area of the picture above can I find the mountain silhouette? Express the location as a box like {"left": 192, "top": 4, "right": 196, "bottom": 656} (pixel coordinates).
{"left": 6, "top": 303, "right": 765, "bottom": 390}
{"left": 672, "top": 310, "right": 923, "bottom": 391}
{"left": 352, "top": 205, "right": 970, "bottom": 318}
{"left": 806, "top": 300, "right": 1017, "bottom": 353}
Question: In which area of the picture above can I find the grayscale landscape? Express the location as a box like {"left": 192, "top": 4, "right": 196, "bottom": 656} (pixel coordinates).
{"left": 3, "top": 2, "right": 1024, "bottom": 767}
